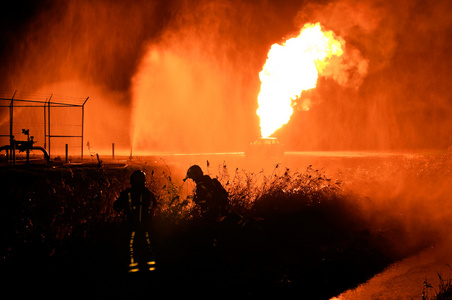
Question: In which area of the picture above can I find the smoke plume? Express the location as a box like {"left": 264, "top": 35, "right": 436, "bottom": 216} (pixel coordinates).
{"left": 1, "top": 0, "right": 452, "bottom": 152}
{"left": 284, "top": 0, "right": 452, "bottom": 150}
{"left": 131, "top": 0, "right": 290, "bottom": 153}
{"left": 0, "top": 0, "right": 168, "bottom": 153}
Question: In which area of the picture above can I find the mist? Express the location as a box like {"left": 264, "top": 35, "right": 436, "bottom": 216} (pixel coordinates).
{"left": 338, "top": 155, "right": 452, "bottom": 256}
{"left": 283, "top": 0, "right": 452, "bottom": 151}
{"left": 2, "top": 1, "right": 452, "bottom": 295}
{"left": 0, "top": 0, "right": 170, "bottom": 153}
{"left": 131, "top": 0, "right": 296, "bottom": 153}
{"left": 1, "top": 0, "right": 452, "bottom": 153}
{"left": 130, "top": 0, "right": 452, "bottom": 153}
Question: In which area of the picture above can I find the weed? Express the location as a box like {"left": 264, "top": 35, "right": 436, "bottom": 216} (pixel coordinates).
{"left": 0, "top": 159, "right": 418, "bottom": 298}
{"left": 423, "top": 265, "right": 452, "bottom": 300}
{"left": 151, "top": 160, "right": 194, "bottom": 223}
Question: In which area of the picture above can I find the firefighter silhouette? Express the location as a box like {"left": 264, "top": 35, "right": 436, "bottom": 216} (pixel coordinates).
{"left": 114, "top": 170, "right": 157, "bottom": 273}
{"left": 184, "top": 165, "right": 229, "bottom": 247}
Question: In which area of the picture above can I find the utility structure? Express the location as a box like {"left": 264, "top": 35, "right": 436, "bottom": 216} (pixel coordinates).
{"left": 0, "top": 91, "right": 89, "bottom": 164}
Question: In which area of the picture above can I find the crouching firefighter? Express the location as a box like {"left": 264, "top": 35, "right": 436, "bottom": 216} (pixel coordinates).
{"left": 114, "top": 170, "right": 157, "bottom": 273}
{"left": 184, "top": 165, "right": 230, "bottom": 248}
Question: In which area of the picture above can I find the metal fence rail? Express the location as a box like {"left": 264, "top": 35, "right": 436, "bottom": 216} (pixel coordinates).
{"left": 0, "top": 90, "right": 89, "bottom": 164}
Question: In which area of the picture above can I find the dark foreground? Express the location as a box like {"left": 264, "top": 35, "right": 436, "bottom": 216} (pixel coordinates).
{"left": 2, "top": 212, "right": 397, "bottom": 299}
{"left": 1, "top": 154, "right": 445, "bottom": 298}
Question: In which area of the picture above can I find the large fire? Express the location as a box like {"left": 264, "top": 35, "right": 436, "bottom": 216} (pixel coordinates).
{"left": 257, "top": 22, "right": 344, "bottom": 138}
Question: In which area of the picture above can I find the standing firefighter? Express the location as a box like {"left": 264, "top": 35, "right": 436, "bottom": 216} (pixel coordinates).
{"left": 114, "top": 170, "right": 157, "bottom": 273}
{"left": 184, "top": 165, "right": 229, "bottom": 247}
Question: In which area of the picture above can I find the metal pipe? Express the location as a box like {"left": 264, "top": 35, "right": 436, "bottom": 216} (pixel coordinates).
{"left": 43, "top": 101, "right": 46, "bottom": 150}
{"left": 47, "top": 95, "right": 52, "bottom": 158}
{"left": 81, "top": 97, "right": 88, "bottom": 160}
{"left": 10, "top": 91, "right": 16, "bottom": 165}
{"left": 81, "top": 105, "right": 84, "bottom": 160}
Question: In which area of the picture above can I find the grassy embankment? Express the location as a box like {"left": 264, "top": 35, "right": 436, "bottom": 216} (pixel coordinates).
{"left": 2, "top": 154, "right": 449, "bottom": 298}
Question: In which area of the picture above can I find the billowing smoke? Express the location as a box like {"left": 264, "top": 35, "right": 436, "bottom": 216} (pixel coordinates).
{"left": 2, "top": 0, "right": 452, "bottom": 284}
{"left": 0, "top": 0, "right": 169, "bottom": 153}
{"left": 285, "top": 0, "right": 452, "bottom": 150}
{"left": 131, "top": 0, "right": 452, "bottom": 153}
{"left": 130, "top": 0, "right": 287, "bottom": 153}
{"left": 1, "top": 0, "right": 452, "bottom": 152}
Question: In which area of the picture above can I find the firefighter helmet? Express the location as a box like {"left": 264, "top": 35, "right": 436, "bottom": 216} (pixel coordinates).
{"left": 184, "top": 165, "right": 203, "bottom": 181}
{"left": 130, "top": 170, "right": 146, "bottom": 186}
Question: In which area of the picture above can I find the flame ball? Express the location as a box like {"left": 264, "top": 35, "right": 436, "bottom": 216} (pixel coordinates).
{"left": 257, "top": 22, "right": 344, "bottom": 138}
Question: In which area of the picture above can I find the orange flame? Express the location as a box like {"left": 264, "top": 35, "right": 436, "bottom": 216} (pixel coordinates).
{"left": 257, "top": 22, "right": 344, "bottom": 137}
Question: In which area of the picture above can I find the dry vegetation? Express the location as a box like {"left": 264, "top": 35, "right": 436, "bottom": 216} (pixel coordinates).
{"left": 1, "top": 153, "right": 451, "bottom": 297}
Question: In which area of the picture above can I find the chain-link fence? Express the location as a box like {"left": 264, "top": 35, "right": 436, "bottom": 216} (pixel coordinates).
{"left": 0, "top": 91, "right": 88, "bottom": 163}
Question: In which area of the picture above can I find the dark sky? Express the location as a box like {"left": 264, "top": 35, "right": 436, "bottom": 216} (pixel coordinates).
{"left": 1, "top": 0, "right": 452, "bottom": 152}
{"left": 0, "top": 0, "right": 171, "bottom": 92}
{"left": 0, "top": 0, "right": 297, "bottom": 93}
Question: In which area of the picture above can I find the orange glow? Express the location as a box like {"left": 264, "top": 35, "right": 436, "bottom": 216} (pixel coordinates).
{"left": 257, "top": 23, "right": 344, "bottom": 137}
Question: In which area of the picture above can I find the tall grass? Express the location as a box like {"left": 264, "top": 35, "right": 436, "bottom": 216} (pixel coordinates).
{"left": 423, "top": 265, "right": 452, "bottom": 300}
{"left": 0, "top": 162, "right": 349, "bottom": 261}
{"left": 0, "top": 160, "right": 416, "bottom": 298}
{"left": 0, "top": 164, "right": 126, "bottom": 263}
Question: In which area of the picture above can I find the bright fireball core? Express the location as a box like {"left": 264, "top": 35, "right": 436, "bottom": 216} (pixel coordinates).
{"left": 257, "top": 22, "right": 344, "bottom": 138}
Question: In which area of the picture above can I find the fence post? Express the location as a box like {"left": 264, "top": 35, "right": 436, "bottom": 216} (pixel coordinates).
{"left": 65, "top": 144, "right": 68, "bottom": 162}
{"left": 112, "top": 143, "right": 115, "bottom": 160}
{"left": 9, "top": 91, "right": 16, "bottom": 165}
